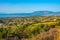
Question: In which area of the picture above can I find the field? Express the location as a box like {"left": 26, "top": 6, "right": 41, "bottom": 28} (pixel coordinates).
{"left": 0, "top": 16, "right": 60, "bottom": 40}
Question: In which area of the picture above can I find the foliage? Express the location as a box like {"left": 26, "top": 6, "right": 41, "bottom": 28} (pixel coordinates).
{"left": 0, "top": 16, "right": 60, "bottom": 40}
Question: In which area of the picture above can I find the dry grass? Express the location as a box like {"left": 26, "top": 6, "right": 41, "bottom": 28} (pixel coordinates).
{"left": 22, "top": 28, "right": 59, "bottom": 40}
{"left": 41, "top": 22, "right": 57, "bottom": 25}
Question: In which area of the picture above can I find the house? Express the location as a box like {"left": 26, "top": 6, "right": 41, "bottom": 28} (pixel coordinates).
{"left": 0, "top": 23, "right": 3, "bottom": 26}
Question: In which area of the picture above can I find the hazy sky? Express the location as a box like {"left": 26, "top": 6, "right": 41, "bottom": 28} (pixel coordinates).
{"left": 0, "top": 0, "right": 60, "bottom": 13}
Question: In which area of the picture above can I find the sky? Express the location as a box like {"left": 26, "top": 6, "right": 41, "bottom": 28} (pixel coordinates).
{"left": 0, "top": 0, "right": 60, "bottom": 13}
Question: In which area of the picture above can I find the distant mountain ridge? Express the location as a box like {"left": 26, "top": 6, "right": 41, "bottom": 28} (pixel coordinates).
{"left": 0, "top": 11, "right": 60, "bottom": 17}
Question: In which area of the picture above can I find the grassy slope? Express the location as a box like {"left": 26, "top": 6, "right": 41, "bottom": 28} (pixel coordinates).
{"left": 25, "top": 22, "right": 60, "bottom": 40}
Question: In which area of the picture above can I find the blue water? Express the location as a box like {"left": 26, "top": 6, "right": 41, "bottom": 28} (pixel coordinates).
{"left": 0, "top": 13, "right": 35, "bottom": 17}
{"left": 0, "top": 13, "right": 42, "bottom": 17}
{"left": 0, "top": 11, "right": 60, "bottom": 17}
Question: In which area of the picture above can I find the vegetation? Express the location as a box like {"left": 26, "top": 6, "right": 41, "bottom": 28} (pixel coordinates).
{"left": 0, "top": 16, "right": 60, "bottom": 40}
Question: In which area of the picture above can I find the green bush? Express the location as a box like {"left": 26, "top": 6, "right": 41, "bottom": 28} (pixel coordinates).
{"left": 0, "top": 32, "right": 2, "bottom": 40}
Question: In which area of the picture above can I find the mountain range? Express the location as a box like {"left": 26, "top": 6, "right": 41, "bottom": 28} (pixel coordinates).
{"left": 0, "top": 11, "right": 60, "bottom": 17}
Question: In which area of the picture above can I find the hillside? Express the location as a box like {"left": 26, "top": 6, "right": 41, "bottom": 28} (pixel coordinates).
{"left": 0, "top": 16, "right": 60, "bottom": 40}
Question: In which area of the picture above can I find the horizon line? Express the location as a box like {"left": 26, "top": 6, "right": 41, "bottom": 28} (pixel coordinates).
{"left": 0, "top": 10, "right": 60, "bottom": 13}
